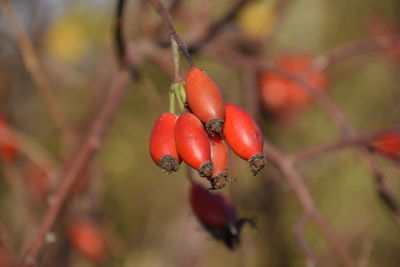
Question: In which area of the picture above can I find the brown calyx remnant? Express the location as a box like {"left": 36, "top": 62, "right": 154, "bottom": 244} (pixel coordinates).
{"left": 209, "top": 172, "right": 229, "bottom": 190}
{"left": 198, "top": 161, "right": 213, "bottom": 177}
{"left": 159, "top": 155, "right": 180, "bottom": 174}
{"left": 249, "top": 153, "right": 267, "bottom": 175}
{"left": 206, "top": 119, "right": 224, "bottom": 136}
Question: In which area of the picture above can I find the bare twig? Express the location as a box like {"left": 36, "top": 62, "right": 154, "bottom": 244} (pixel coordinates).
{"left": 358, "top": 234, "right": 373, "bottom": 267}
{"left": 115, "top": 0, "right": 141, "bottom": 78}
{"left": 0, "top": 127, "right": 57, "bottom": 169}
{"left": 289, "top": 127, "right": 400, "bottom": 163}
{"left": 263, "top": 140, "right": 355, "bottom": 267}
{"left": 18, "top": 70, "right": 131, "bottom": 267}
{"left": 1, "top": 0, "right": 71, "bottom": 141}
{"left": 148, "top": 0, "right": 194, "bottom": 67}
{"left": 311, "top": 35, "right": 400, "bottom": 71}
{"left": 187, "top": 0, "right": 253, "bottom": 54}
{"left": 294, "top": 213, "right": 317, "bottom": 267}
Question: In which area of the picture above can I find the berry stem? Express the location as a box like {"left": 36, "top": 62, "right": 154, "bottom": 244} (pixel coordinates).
{"left": 169, "top": 89, "right": 176, "bottom": 114}
{"left": 148, "top": 0, "right": 194, "bottom": 67}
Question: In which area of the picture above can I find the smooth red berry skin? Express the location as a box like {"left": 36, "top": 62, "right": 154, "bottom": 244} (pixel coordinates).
{"left": 185, "top": 67, "right": 225, "bottom": 135}
{"left": 224, "top": 103, "right": 263, "bottom": 160}
{"left": 209, "top": 136, "right": 229, "bottom": 189}
{"left": 67, "top": 219, "right": 108, "bottom": 263}
{"left": 150, "top": 113, "right": 181, "bottom": 172}
{"left": 370, "top": 132, "right": 400, "bottom": 159}
{"left": 224, "top": 103, "right": 266, "bottom": 175}
{"left": 174, "top": 113, "right": 212, "bottom": 177}
{"left": 190, "top": 182, "right": 236, "bottom": 229}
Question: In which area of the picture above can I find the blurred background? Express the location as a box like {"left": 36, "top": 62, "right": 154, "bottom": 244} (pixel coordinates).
{"left": 0, "top": 0, "right": 399, "bottom": 266}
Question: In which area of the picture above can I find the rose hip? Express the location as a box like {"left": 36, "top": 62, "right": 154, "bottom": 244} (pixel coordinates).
{"left": 67, "top": 219, "right": 108, "bottom": 263}
{"left": 223, "top": 103, "right": 266, "bottom": 175}
{"left": 189, "top": 182, "right": 254, "bottom": 249}
{"left": 185, "top": 67, "right": 225, "bottom": 135}
{"left": 174, "top": 113, "right": 213, "bottom": 177}
{"left": 0, "top": 114, "right": 17, "bottom": 163}
{"left": 209, "top": 136, "right": 229, "bottom": 189}
{"left": 150, "top": 113, "right": 181, "bottom": 173}
{"left": 369, "top": 131, "right": 400, "bottom": 159}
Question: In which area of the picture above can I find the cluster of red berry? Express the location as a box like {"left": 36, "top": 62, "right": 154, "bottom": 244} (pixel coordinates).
{"left": 149, "top": 67, "right": 266, "bottom": 189}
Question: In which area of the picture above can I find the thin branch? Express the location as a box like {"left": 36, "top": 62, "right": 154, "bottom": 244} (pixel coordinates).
{"left": 358, "top": 234, "right": 373, "bottom": 267}
{"left": 18, "top": 70, "right": 132, "bottom": 267}
{"left": 148, "top": 0, "right": 194, "bottom": 67}
{"left": 114, "top": 0, "right": 141, "bottom": 79}
{"left": 311, "top": 35, "right": 400, "bottom": 71}
{"left": 187, "top": 0, "right": 253, "bottom": 54}
{"left": 1, "top": 0, "right": 71, "bottom": 141}
{"left": 0, "top": 126, "right": 57, "bottom": 169}
{"left": 294, "top": 213, "right": 317, "bottom": 267}
{"left": 263, "top": 140, "right": 355, "bottom": 267}
{"left": 289, "top": 127, "right": 400, "bottom": 163}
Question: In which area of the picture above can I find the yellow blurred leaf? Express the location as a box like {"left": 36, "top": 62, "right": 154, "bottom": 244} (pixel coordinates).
{"left": 236, "top": 0, "right": 277, "bottom": 40}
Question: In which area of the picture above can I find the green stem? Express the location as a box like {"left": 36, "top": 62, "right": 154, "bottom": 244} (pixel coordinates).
{"left": 173, "top": 83, "right": 185, "bottom": 111}
{"left": 169, "top": 89, "right": 176, "bottom": 114}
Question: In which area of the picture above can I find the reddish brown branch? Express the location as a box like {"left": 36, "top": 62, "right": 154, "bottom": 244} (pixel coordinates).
{"left": 263, "top": 140, "right": 355, "bottom": 267}
{"left": 18, "top": 70, "right": 131, "bottom": 267}
{"left": 187, "top": 0, "right": 254, "bottom": 54}
{"left": 294, "top": 213, "right": 317, "bottom": 267}
{"left": 148, "top": 0, "right": 194, "bottom": 67}
{"left": 289, "top": 127, "right": 400, "bottom": 162}
{"left": 311, "top": 35, "right": 400, "bottom": 71}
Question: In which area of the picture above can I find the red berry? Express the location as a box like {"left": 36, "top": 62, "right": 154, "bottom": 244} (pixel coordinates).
{"left": 209, "top": 136, "right": 229, "bottom": 189}
{"left": 258, "top": 54, "right": 328, "bottom": 118}
{"left": 150, "top": 113, "right": 181, "bottom": 173}
{"left": 189, "top": 182, "right": 255, "bottom": 249}
{"left": 185, "top": 67, "right": 225, "bottom": 135}
{"left": 189, "top": 182, "right": 239, "bottom": 248}
{"left": 370, "top": 131, "right": 400, "bottom": 159}
{"left": 67, "top": 219, "right": 108, "bottom": 263}
{"left": 223, "top": 103, "right": 266, "bottom": 175}
{"left": 0, "top": 114, "right": 18, "bottom": 163}
{"left": 174, "top": 113, "right": 213, "bottom": 177}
